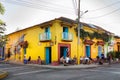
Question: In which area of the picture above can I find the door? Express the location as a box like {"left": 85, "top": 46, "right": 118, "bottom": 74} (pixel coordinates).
{"left": 118, "top": 45, "right": 120, "bottom": 52}
{"left": 60, "top": 47, "right": 68, "bottom": 58}
{"left": 45, "top": 27, "right": 50, "bottom": 39}
{"left": 86, "top": 45, "right": 90, "bottom": 57}
{"left": 98, "top": 46, "right": 102, "bottom": 58}
{"left": 45, "top": 47, "right": 51, "bottom": 64}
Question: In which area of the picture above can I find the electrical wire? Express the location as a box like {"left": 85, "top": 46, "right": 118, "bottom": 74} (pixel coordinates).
{"left": 3, "top": 0, "right": 120, "bottom": 19}
{"left": 85, "top": 7, "right": 120, "bottom": 19}
{"left": 2, "top": 0, "right": 75, "bottom": 15}
{"left": 89, "top": 0, "right": 120, "bottom": 12}
{"left": 72, "top": 0, "right": 78, "bottom": 15}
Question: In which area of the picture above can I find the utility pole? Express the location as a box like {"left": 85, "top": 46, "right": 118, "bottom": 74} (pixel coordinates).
{"left": 77, "top": 0, "right": 80, "bottom": 64}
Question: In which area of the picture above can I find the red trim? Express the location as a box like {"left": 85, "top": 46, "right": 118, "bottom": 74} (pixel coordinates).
{"left": 58, "top": 43, "right": 71, "bottom": 63}
{"left": 51, "top": 61, "right": 59, "bottom": 66}
{"left": 84, "top": 39, "right": 94, "bottom": 45}
{"left": 97, "top": 41, "right": 104, "bottom": 46}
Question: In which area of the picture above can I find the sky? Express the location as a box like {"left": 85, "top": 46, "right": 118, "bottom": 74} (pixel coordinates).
{"left": 1, "top": 0, "right": 120, "bottom": 35}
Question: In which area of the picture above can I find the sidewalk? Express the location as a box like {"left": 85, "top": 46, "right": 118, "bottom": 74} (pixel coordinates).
{"left": 9, "top": 60, "right": 108, "bottom": 70}
{"left": 26, "top": 64, "right": 100, "bottom": 70}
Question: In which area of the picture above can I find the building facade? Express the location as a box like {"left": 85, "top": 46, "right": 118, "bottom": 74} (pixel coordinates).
{"left": 4, "top": 17, "right": 120, "bottom": 64}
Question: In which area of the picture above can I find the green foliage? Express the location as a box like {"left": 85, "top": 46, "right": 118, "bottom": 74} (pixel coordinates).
{"left": 115, "top": 51, "right": 120, "bottom": 58}
{"left": 80, "top": 29, "right": 87, "bottom": 40}
{"left": 0, "top": 35, "right": 8, "bottom": 47}
{"left": 107, "top": 51, "right": 120, "bottom": 59}
{"left": 0, "top": 20, "right": 4, "bottom": 25}
{"left": 0, "top": 2, "right": 6, "bottom": 47}
{"left": 75, "top": 28, "right": 111, "bottom": 42}
{"left": 0, "top": 2, "right": 5, "bottom": 25}
{"left": 107, "top": 51, "right": 115, "bottom": 58}
{"left": 93, "top": 32, "right": 101, "bottom": 39}
{"left": 101, "top": 33, "right": 110, "bottom": 42}
{"left": 0, "top": 2, "right": 5, "bottom": 15}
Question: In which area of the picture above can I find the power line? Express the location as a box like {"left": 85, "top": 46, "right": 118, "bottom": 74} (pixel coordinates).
{"left": 72, "top": 0, "right": 78, "bottom": 15}
{"left": 2, "top": 0, "right": 75, "bottom": 15}
{"left": 85, "top": 7, "right": 120, "bottom": 19}
{"left": 89, "top": 1, "right": 120, "bottom": 12}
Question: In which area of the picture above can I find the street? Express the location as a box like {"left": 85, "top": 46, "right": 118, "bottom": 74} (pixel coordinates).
{"left": 1, "top": 63, "right": 120, "bottom": 80}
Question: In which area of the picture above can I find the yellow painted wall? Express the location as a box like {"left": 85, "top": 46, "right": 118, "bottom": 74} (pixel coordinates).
{"left": 114, "top": 38, "right": 120, "bottom": 52}
{"left": 6, "top": 26, "right": 46, "bottom": 62}
{"left": 6, "top": 19, "right": 108, "bottom": 64}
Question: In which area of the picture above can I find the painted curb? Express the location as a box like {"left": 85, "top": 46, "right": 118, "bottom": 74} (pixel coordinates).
{"left": 0, "top": 71, "right": 8, "bottom": 79}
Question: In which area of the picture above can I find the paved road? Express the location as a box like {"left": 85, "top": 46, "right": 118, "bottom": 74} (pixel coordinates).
{"left": 1, "top": 63, "right": 120, "bottom": 80}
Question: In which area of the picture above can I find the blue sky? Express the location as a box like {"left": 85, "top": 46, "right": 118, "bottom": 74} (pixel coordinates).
{"left": 1, "top": 0, "right": 120, "bottom": 35}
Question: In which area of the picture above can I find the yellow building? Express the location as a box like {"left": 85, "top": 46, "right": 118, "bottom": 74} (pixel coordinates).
{"left": 5, "top": 17, "right": 116, "bottom": 65}
{"left": 114, "top": 36, "right": 120, "bottom": 52}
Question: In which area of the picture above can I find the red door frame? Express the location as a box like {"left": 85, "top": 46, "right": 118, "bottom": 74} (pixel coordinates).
{"left": 58, "top": 43, "right": 71, "bottom": 62}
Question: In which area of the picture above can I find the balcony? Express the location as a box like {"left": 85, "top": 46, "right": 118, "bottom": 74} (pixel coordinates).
{"left": 39, "top": 32, "right": 51, "bottom": 41}
{"left": 62, "top": 32, "right": 73, "bottom": 41}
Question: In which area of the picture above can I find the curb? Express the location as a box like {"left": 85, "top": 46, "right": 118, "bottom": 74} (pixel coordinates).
{"left": 26, "top": 64, "right": 100, "bottom": 70}
{"left": 0, "top": 71, "right": 8, "bottom": 79}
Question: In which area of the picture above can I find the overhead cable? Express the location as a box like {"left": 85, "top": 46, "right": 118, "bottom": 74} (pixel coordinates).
{"left": 2, "top": 0, "right": 75, "bottom": 14}
{"left": 89, "top": 1, "right": 120, "bottom": 12}
{"left": 85, "top": 7, "right": 120, "bottom": 19}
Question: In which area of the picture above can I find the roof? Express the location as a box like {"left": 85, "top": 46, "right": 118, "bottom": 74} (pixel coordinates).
{"left": 114, "top": 35, "right": 120, "bottom": 39}
{"left": 7, "top": 17, "right": 113, "bottom": 35}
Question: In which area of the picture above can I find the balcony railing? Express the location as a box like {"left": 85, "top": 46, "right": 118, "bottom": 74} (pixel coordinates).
{"left": 39, "top": 32, "right": 51, "bottom": 41}
{"left": 62, "top": 32, "right": 73, "bottom": 41}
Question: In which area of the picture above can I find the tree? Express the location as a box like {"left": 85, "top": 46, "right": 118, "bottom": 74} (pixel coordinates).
{"left": 0, "top": 2, "right": 5, "bottom": 15}
{"left": 0, "top": 2, "right": 7, "bottom": 47}
{"left": 0, "top": 2, "right": 5, "bottom": 25}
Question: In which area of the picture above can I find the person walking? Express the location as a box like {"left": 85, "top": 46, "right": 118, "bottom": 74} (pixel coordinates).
{"left": 108, "top": 54, "right": 112, "bottom": 65}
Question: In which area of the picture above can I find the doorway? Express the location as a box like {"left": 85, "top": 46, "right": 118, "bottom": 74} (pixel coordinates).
{"left": 60, "top": 47, "right": 68, "bottom": 58}
{"left": 98, "top": 46, "right": 102, "bottom": 58}
{"left": 45, "top": 47, "right": 51, "bottom": 64}
{"left": 85, "top": 45, "right": 91, "bottom": 57}
{"left": 118, "top": 45, "right": 120, "bottom": 52}
{"left": 58, "top": 43, "right": 71, "bottom": 63}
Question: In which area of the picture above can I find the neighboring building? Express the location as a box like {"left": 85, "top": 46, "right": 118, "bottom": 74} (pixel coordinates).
{"left": 4, "top": 17, "right": 120, "bottom": 64}
{"left": 114, "top": 36, "right": 120, "bottom": 52}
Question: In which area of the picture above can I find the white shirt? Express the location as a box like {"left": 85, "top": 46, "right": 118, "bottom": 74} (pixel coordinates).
{"left": 85, "top": 57, "right": 89, "bottom": 61}
{"left": 65, "top": 57, "right": 70, "bottom": 63}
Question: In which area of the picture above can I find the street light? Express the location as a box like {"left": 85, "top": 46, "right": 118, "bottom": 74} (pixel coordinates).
{"left": 80, "top": 10, "right": 88, "bottom": 17}
{"left": 77, "top": 0, "right": 88, "bottom": 64}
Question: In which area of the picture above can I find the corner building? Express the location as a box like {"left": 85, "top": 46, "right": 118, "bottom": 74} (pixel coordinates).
{"left": 5, "top": 17, "right": 117, "bottom": 65}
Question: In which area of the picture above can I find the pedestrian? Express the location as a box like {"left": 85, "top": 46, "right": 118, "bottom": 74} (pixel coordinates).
{"left": 73, "top": 55, "right": 77, "bottom": 65}
{"left": 7, "top": 48, "right": 11, "bottom": 60}
{"left": 37, "top": 56, "right": 41, "bottom": 64}
{"left": 24, "top": 56, "right": 27, "bottom": 64}
{"left": 101, "top": 53, "right": 105, "bottom": 63}
{"left": 27, "top": 56, "right": 31, "bottom": 63}
{"left": 80, "top": 56, "right": 83, "bottom": 64}
{"left": 108, "top": 54, "right": 112, "bottom": 65}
